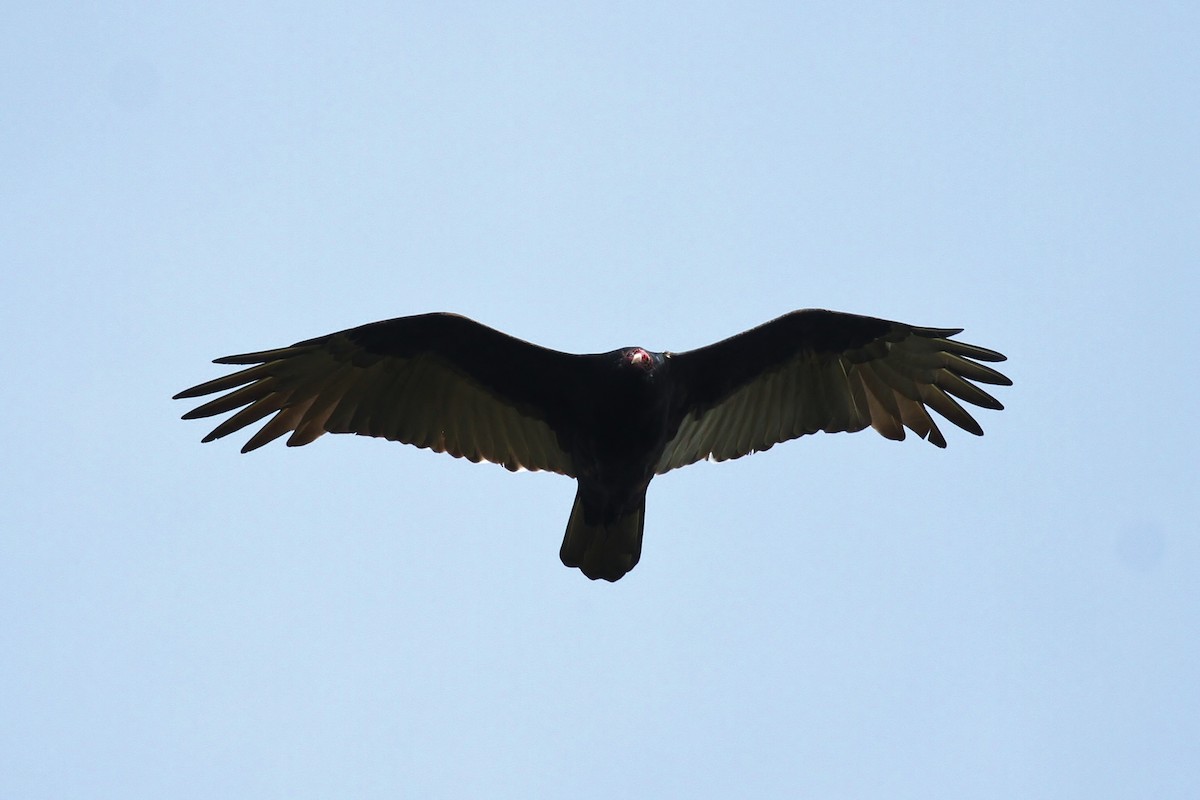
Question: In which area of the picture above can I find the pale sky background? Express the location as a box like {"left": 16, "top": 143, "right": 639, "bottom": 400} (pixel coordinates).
{"left": 3, "top": 2, "right": 1198, "bottom": 798}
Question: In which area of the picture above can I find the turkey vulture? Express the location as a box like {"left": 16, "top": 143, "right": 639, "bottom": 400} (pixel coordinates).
{"left": 175, "top": 310, "right": 1010, "bottom": 581}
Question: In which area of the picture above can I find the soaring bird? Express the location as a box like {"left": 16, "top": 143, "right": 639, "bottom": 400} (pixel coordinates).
{"left": 175, "top": 310, "right": 1010, "bottom": 581}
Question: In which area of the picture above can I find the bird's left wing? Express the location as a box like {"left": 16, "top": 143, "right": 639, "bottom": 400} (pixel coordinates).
{"left": 656, "top": 309, "right": 1011, "bottom": 473}
{"left": 175, "top": 313, "right": 579, "bottom": 475}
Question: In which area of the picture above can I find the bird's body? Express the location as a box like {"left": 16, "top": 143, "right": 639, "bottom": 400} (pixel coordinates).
{"left": 175, "top": 310, "right": 1011, "bottom": 581}
{"left": 556, "top": 347, "right": 673, "bottom": 579}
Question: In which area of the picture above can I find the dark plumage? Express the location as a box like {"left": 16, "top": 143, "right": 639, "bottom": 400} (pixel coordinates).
{"left": 175, "top": 309, "right": 1011, "bottom": 581}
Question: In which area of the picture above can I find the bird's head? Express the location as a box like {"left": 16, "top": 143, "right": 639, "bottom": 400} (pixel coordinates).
{"left": 619, "top": 347, "right": 665, "bottom": 376}
{"left": 627, "top": 347, "right": 652, "bottom": 368}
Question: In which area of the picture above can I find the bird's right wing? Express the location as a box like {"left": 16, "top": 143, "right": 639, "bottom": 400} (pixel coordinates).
{"left": 656, "top": 309, "right": 1011, "bottom": 473}
{"left": 174, "top": 313, "right": 580, "bottom": 475}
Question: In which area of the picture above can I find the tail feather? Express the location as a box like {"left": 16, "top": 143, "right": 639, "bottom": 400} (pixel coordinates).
{"left": 559, "top": 489, "right": 645, "bottom": 582}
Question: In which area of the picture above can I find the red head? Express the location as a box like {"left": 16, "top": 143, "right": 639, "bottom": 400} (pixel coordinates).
{"left": 626, "top": 348, "right": 654, "bottom": 369}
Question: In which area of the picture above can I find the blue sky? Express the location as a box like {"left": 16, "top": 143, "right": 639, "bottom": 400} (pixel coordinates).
{"left": 3, "top": 2, "right": 1197, "bottom": 798}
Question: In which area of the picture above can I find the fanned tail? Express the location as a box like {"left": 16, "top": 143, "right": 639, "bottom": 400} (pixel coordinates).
{"left": 559, "top": 488, "right": 645, "bottom": 582}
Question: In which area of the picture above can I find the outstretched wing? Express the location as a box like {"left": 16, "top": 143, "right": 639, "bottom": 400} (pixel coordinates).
{"left": 175, "top": 313, "right": 580, "bottom": 475}
{"left": 657, "top": 309, "right": 1011, "bottom": 473}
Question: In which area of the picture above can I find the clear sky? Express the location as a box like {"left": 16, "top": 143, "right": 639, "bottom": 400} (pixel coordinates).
{"left": 3, "top": 2, "right": 1197, "bottom": 798}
